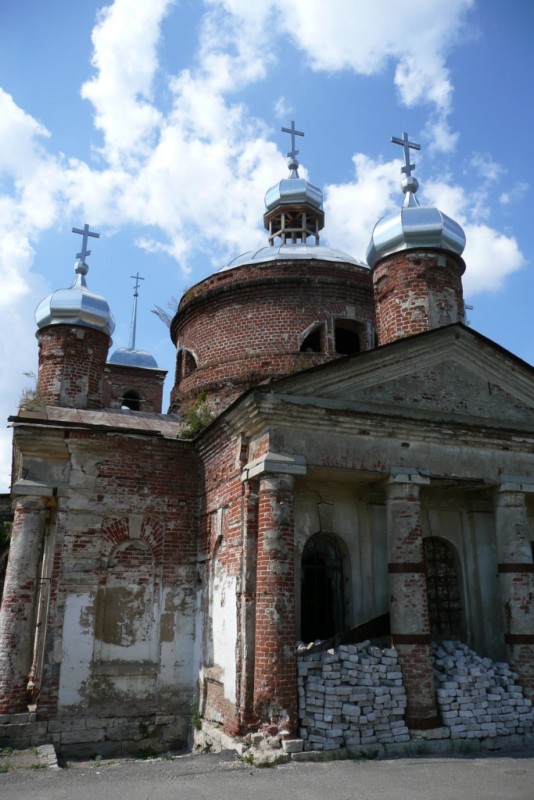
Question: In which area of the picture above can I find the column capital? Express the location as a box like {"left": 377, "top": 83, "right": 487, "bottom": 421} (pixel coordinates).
{"left": 241, "top": 452, "right": 306, "bottom": 482}
{"left": 495, "top": 476, "right": 534, "bottom": 494}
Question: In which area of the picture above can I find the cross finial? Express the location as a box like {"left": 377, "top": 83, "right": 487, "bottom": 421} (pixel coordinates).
{"left": 391, "top": 132, "right": 421, "bottom": 180}
{"left": 281, "top": 120, "right": 304, "bottom": 167}
{"left": 128, "top": 273, "right": 144, "bottom": 351}
{"left": 72, "top": 223, "right": 100, "bottom": 262}
{"left": 131, "top": 272, "right": 144, "bottom": 297}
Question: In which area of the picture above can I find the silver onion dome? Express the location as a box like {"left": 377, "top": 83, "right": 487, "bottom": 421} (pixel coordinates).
{"left": 264, "top": 169, "right": 324, "bottom": 212}
{"left": 108, "top": 347, "right": 158, "bottom": 369}
{"left": 366, "top": 132, "right": 466, "bottom": 269}
{"left": 35, "top": 259, "right": 115, "bottom": 338}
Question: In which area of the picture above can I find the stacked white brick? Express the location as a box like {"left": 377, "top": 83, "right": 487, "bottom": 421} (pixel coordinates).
{"left": 433, "top": 641, "right": 534, "bottom": 739}
{"left": 297, "top": 640, "right": 409, "bottom": 751}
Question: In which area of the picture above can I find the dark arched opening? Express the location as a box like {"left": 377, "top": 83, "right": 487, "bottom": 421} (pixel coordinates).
{"left": 121, "top": 389, "right": 141, "bottom": 411}
{"left": 301, "top": 534, "right": 345, "bottom": 642}
{"left": 423, "top": 537, "right": 464, "bottom": 639}
{"left": 334, "top": 320, "right": 361, "bottom": 355}
{"left": 300, "top": 325, "right": 323, "bottom": 353}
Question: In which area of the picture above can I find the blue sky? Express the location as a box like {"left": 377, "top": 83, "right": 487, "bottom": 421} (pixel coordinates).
{"left": 0, "top": 0, "right": 533, "bottom": 489}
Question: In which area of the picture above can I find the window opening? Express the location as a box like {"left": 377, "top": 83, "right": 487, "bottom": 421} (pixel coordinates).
{"left": 300, "top": 327, "right": 322, "bottom": 353}
{"left": 184, "top": 350, "right": 197, "bottom": 377}
{"left": 334, "top": 320, "right": 361, "bottom": 355}
{"left": 301, "top": 534, "right": 345, "bottom": 642}
{"left": 423, "top": 537, "right": 463, "bottom": 639}
{"left": 121, "top": 389, "right": 141, "bottom": 411}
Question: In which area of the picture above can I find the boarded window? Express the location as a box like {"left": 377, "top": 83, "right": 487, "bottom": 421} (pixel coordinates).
{"left": 301, "top": 534, "right": 345, "bottom": 642}
{"left": 424, "top": 537, "right": 463, "bottom": 639}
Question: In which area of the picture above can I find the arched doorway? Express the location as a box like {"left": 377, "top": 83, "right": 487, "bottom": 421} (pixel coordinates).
{"left": 423, "top": 537, "right": 464, "bottom": 639}
{"left": 301, "top": 534, "right": 345, "bottom": 642}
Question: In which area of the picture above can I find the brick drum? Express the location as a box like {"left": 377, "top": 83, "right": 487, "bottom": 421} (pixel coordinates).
{"left": 170, "top": 259, "right": 375, "bottom": 414}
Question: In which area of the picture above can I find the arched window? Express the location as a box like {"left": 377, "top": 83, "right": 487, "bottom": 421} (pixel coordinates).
{"left": 334, "top": 319, "right": 361, "bottom": 355}
{"left": 121, "top": 389, "right": 141, "bottom": 411}
{"left": 301, "top": 534, "right": 345, "bottom": 642}
{"left": 299, "top": 324, "right": 324, "bottom": 353}
{"left": 184, "top": 350, "right": 197, "bottom": 377}
{"left": 176, "top": 348, "right": 198, "bottom": 379}
{"left": 423, "top": 537, "right": 464, "bottom": 639}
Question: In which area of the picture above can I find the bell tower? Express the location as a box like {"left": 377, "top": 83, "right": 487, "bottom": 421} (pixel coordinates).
{"left": 367, "top": 132, "right": 466, "bottom": 346}
{"left": 34, "top": 224, "right": 115, "bottom": 409}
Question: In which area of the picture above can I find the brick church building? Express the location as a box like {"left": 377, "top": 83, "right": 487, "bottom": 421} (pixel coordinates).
{"left": 1, "top": 129, "right": 533, "bottom": 756}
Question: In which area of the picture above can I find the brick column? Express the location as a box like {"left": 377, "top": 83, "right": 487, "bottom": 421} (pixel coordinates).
{"left": 236, "top": 478, "right": 259, "bottom": 732}
{"left": 386, "top": 473, "right": 440, "bottom": 729}
{"left": 494, "top": 482, "right": 534, "bottom": 700}
{"left": 0, "top": 496, "right": 46, "bottom": 713}
{"left": 253, "top": 473, "right": 297, "bottom": 734}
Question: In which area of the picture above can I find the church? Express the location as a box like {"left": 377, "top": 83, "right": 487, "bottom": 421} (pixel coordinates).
{"left": 1, "top": 127, "right": 533, "bottom": 758}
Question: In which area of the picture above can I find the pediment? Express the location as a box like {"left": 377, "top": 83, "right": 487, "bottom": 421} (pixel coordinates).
{"left": 271, "top": 326, "right": 534, "bottom": 428}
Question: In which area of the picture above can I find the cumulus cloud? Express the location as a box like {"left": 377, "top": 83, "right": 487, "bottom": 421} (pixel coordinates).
{"left": 212, "top": 0, "right": 474, "bottom": 152}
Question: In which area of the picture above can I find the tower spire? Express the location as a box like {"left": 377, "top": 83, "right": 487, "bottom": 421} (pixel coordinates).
{"left": 128, "top": 272, "right": 144, "bottom": 351}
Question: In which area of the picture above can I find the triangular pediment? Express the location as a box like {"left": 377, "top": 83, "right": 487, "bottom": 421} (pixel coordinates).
{"left": 269, "top": 325, "right": 534, "bottom": 428}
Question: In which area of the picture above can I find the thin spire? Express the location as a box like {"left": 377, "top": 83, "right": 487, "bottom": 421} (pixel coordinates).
{"left": 128, "top": 272, "right": 144, "bottom": 350}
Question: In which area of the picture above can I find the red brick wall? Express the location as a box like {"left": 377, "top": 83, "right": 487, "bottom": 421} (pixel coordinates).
{"left": 170, "top": 260, "right": 375, "bottom": 414}
{"left": 102, "top": 363, "right": 167, "bottom": 413}
{"left": 372, "top": 249, "right": 465, "bottom": 345}
{"left": 36, "top": 431, "right": 200, "bottom": 717}
{"left": 37, "top": 325, "right": 110, "bottom": 409}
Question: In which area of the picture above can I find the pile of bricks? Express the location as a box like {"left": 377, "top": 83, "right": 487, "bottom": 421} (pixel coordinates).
{"left": 297, "top": 640, "right": 409, "bottom": 751}
{"left": 433, "top": 641, "right": 534, "bottom": 738}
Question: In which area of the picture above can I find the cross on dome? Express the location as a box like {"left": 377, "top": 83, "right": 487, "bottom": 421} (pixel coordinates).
{"left": 281, "top": 120, "right": 304, "bottom": 161}
{"left": 72, "top": 224, "right": 100, "bottom": 262}
{"left": 391, "top": 132, "right": 421, "bottom": 180}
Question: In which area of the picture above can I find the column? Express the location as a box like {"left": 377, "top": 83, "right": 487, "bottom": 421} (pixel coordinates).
{"left": 235, "top": 477, "right": 259, "bottom": 733}
{"left": 0, "top": 496, "right": 46, "bottom": 713}
{"left": 386, "top": 473, "right": 440, "bottom": 729}
{"left": 253, "top": 473, "right": 297, "bottom": 734}
{"left": 494, "top": 481, "right": 534, "bottom": 699}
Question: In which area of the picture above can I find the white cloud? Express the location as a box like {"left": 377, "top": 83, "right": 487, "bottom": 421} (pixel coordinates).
{"left": 81, "top": 0, "right": 174, "bottom": 167}
{"left": 500, "top": 181, "right": 529, "bottom": 206}
{"left": 462, "top": 224, "right": 525, "bottom": 294}
{"left": 212, "top": 0, "right": 474, "bottom": 151}
{"left": 324, "top": 154, "right": 400, "bottom": 260}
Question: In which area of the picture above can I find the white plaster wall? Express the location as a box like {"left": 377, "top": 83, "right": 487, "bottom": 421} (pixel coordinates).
{"left": 58, "top": 592, "right": 94, "bottom": 707}
{"left": 211, "top": 570, "right": 237, "bottom": 703}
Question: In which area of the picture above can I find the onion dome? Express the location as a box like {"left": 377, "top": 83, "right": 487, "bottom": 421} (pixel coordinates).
{"left": 366, "top": 132, "right": 466, "bottom": 269}
{"left": 108, "top": 347, "right": 158, "bottom": 369}
{"left": 35, "top": 258, "right": 115, "bottom": 338}
{"left": 263, "top": 121, "right": 325, "bottom": 246}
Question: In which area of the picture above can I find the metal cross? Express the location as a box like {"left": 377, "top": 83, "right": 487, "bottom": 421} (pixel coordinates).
{"left": 128, "top": 273, "right": 144, "bottom": 351}
{"left": 72, "top": 224, "right": 100, "bottom": 261}
{"left": 391, "top": 132, "right": 421, "bottom": 179}
{"left": 131, "top": 272, "right": 144, "bottom": 297}
{"left": 282, "top": 120, "right": 304, "bottom": 160}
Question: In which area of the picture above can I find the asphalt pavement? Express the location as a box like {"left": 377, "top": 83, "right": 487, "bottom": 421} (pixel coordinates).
{"left": 2, "top": 749, "right": 534, "bottom": 800}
